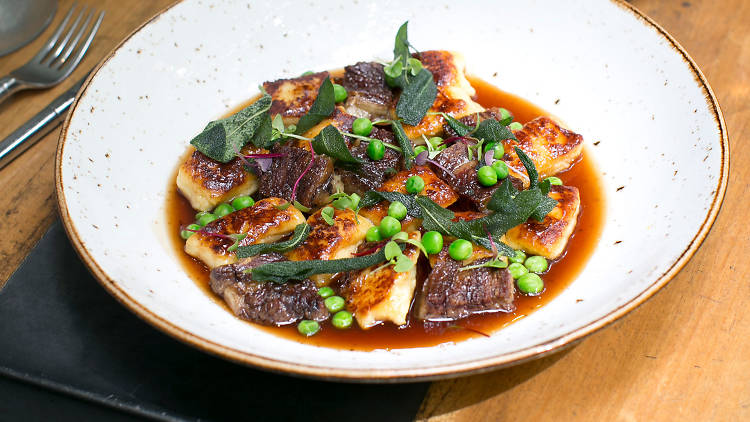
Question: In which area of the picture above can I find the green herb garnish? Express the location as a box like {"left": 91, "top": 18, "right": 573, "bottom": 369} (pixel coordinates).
{"left": 395, "top": 68, "right": 438, "bottom": 126}
{"left": 190, "top": 94, "right": 272, "bottom": 162}
{"left": 226, "top": 234, "right": 248, "bottom": 253}
{"left": 292, "top": 200, "right": 311, "bottom": 213}
{"left": 438, "top": 112, "right": 473, "bottom": 137}
{"left": 294, "top": 76, "right": 335, "bottom": 136}
{"left": 459, "top": 255, "right": 509, "bottom": 272}
{"left": 391, "top": 120, "right": 415, "bottom": 169}
{"left": 383, "top": 22, "right": 438, "bottom": 126}
{"left": 472, "top": 118, "right": 517, "bottom": 143}
{"left": 311, "top": 125, "right": 362, "bottom": 164}
{"left": 320, "top": 206, "right": 335, "bottom": 225}
{"left": 250, "top": 243, "right": 405, "bottom": 283}
{"left": 235, "top": 223, "right": 311, "bottom": 258}
{"left": 357, "top": 191, "right": 420, "bottom": 217}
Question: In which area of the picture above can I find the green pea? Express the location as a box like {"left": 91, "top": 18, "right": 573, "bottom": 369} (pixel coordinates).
{"left": 324, "top": 296, "right": 346, "bottom": 313}
{"left": 413, "top": 145, "right": 427, "bottom": 156}
{"left": 195, "top": 211, "right": 209, "bottom": 220}
{"left": 545, "top": 176, "right": 563, "bottom": 186}
{"left": 352, "top": 117, "right": 373, "bottom": 136}
{"left": 405, "top": 175, "right": 425, "bottom": 194}
{"left": 422, "top": 231, "right": 444, "bottom": 255}
{"left": 197, "top": 212, "right": 218, "bottom": 227}
{"left": 367, "top": 139, "right": 385, "bottom": 160}
{"left": 448, "top": 239, "right": 473, "bottom": 261}
{"left": 231, "top": 196, "right": 254, "bottom": 210}
{"left": 286, "top": 124, "right": 297, "bottom": 133}
{"left": 331, "top": 311, "right": 353, "bottom": 329}
{"left": 365, "top": 226, "right": 382, "bottom": 242}
{"left": 180, "top": 223, "right": 201, "bottom": 240}
{"left": 509, "top": 250, "right": 526, "bottom": 264}
{"left": 508, "top": 262, "right": 529, "bottom": 279}
{"left": 214, "top": 203, "right": 234, "bottom": 218}
{"left": 379, "top": 216, "right": 401, "bottom": 238}
{"left": 477, "top": 165, "right": 498, "bottom": 186}
{"left": 333, "top": 84, "right": 348, "bottom": 103}
{"left": 509, "top": 122, "right": 523, "bottom": 131}
{"left": 297, "top": 320, "right": 320, "bottom": 336}
{"left": 485, "top": 142, "right": 505, "bottom": 159}
{"left": 492, "top": 160, "right": 509, "bottom": 179}
{"left": 524, "top": 256, "right": 549, "bottom": 273}
{"left": 517, "top": 273, "right": 544, "bottom": 295}
{"left": 318, "top": 287, "right": 335, "bottom": 298}
{"left": 388, "top": 201, "right": 408, "bottom": 220}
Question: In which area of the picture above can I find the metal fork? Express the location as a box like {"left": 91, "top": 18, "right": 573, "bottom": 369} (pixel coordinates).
{"left": 0, "top": 4, "right": 104, "bottom": 105}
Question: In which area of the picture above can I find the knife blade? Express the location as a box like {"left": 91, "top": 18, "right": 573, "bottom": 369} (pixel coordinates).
{"left": 0, "top": 73, "right": 88, "bottom": 170}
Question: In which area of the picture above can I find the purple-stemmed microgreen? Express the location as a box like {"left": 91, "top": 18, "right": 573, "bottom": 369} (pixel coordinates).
{"left": 458, "top": 225, "right": 508, "bottom": 272}
{"left": 484, "top": 149, "right": 496, "bottom": 166}
{"left": 414, "top": 150, "right": 455, "bottom": 178}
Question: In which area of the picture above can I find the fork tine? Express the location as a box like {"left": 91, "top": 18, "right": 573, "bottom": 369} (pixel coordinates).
{"left": 59, "top": 11, "right": 104, "bottom": 76}
{"left": 54, "top": 10, "right": 94, "bottom": 67}
{"left": 44, "top": 6, "right": 88, "bottom": 65}
{"left": 31, "top": 3, "right": 77, "bottom": 63}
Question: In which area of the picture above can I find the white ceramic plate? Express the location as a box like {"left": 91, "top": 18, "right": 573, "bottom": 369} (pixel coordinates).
{"left": 55, "top": 0, "right": 728, "bottom": 381}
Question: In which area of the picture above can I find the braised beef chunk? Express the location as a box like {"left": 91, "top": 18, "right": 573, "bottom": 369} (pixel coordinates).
{"left": 210, "top": 253, "right": 329, "bottom": 326}
{"left": 416, "top": 248, "right": 515, "bottom": 321}
{"left": 336, "top": 126, "right": 401, "bottom": 194}
{"left": 341, "top": 62, "right": 394, "bottom": 119}
{"left": 258, "top": 143, "right": 333, "bottom": 208}
{"left": 428, "top": 141, "right": 496, "bottom": 208}
{"left": 430, "top": 141, "right": 525, "bottom": 207}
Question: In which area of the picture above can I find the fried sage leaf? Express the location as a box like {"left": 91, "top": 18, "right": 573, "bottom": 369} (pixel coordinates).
{"left": 391, "top": 120, "right": 415, "bottom": 169}
{"left": 235, "top": 223, "right": 310, "bottom": 258}
{"left": 190, "top": 94, "right": 272, "bottom": 162}
{"left": 472, "top": 118, "right": 517, "bottom": 143}
{"left": 357, "top": 191, "right": 420, "bottom": 217}
{"left": 395, "top": 68, "right": 438, "bottom": 126}
{"left": 294, "top": 76, "right": 335, "bottom": 136}
{"left": 250, "top": 243, "right": 405, "bottom": 283}
{"left": 311, "top": 125, "right": 362, "bottom": 164}
{"left": 442, "top": 113, "right": 473, "bottom": 137}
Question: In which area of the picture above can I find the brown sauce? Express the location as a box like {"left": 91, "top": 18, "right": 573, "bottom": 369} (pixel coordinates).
{"left": 165, "top": 76, "right": 606, "bottom": 351}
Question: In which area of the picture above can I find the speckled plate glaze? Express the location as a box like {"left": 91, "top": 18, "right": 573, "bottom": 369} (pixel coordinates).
{"left": 55, "top": 0, "right": 728, "bottom": 381}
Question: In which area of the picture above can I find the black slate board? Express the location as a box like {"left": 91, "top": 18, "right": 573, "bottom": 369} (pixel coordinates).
{"left": 0, "top": 221, "right": 429, "bottom": 421}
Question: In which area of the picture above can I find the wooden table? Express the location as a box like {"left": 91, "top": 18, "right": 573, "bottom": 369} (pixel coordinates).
{"left": 0, "top": 1, "right": 747, "bottom": 420}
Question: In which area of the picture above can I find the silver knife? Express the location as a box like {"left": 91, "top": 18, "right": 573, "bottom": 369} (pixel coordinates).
{"left": 0, "top": 73, "right": 88, "bottom": 170}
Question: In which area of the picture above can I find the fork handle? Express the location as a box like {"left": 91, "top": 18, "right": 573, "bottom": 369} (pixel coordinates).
{"left": 0, "top": 76, "right": 22, "bottom": 105}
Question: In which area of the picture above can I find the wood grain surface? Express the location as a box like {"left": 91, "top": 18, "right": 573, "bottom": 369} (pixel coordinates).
{"left": 0, "top": 1, "right": 746, "bottom": 421}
